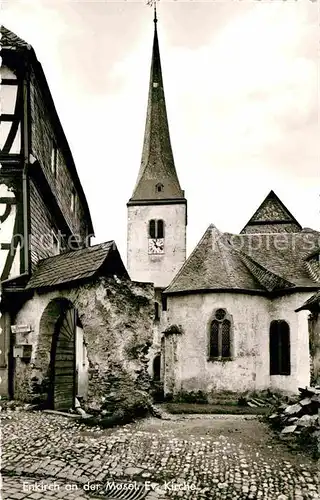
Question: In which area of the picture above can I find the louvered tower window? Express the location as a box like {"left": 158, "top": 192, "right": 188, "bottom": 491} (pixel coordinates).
{"left": 149, "top": 219, "right": 165, "bottom": 238}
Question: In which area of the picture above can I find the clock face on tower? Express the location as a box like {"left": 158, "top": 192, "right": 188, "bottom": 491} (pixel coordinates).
{"left": 148, "top": 238, "right": 164, "bottom": 254}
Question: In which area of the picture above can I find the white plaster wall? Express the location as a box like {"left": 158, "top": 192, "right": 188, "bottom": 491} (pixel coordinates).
{"left": 14, "top": 291, "right": 58, "bottom": 358}
{"left": 127, "top": 204, "right": 186, "bottom": 288}
{"left": 0, "top": 184, "right": 20, "bottom": 280}
{"left": 76, "top": 326, "right": 89, "bottom": 399}
{"left": 165, "top": 291, "right": 312, "bottom": 394}
{"left": 0, "top": 66, "right": 20, "bottom": 153}
{"left": 269, "top": 293, "right": 311, "bottom": 392}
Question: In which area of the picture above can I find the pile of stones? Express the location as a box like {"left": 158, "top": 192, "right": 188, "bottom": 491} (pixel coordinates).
{"left": 238, "top": 390, "right": 284, "bottom": 408}
{"left": 268, "top": 386, "right": 320, "bottom": 457}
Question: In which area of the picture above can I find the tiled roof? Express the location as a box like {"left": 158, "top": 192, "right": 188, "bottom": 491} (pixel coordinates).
{"left": 0, "top": 26, "right": 31, "bottom": 49}
{"left": 165, "top": 226, "right": 320, "bottom": 295}
{"left": 26, "top": 242, "right": 128, "bottom": 290}
{"left": 128, "top": 21, "right": 185, "bottom": 204}
{"left": 231, "top": 230, "right": 320, "bottom": 287}
{"left": 295, "top": 290, "right": 320, "bottom": 312}
{"left": 165, "top": 225, "right": 264, "bottom": 294}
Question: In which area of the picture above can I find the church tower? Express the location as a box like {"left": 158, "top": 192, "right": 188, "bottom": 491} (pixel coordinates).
{"left": 127, "top": 10, "right": 187, "bottom": 289}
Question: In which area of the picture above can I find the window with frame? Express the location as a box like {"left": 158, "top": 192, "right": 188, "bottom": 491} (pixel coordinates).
{"left": 209, "top": 308, "right": 232, "bottom": 360}
{"left": 269, "top": 320, "right": 290, "bottom": 375}
{"left": 156, "top": 183, "right": 164, "bottom": 193}
{"left": 149, "top": 219, "right": 165, "bottom": 239}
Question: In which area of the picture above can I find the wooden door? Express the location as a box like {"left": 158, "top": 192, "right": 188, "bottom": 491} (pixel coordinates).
{"left": 50, "top": 307, "right": 76, "bottom": 410}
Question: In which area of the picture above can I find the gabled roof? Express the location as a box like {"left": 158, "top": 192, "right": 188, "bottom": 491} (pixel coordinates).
{"left": 26, "top": 242, "right": 129, "bottom": 290}
{"left": 165, "top": 226, "right": 320, "bottom": 295}
{"left": 128, "top": 17, "right": 185, "bottom": 205}
{"left": 241, "top": 191, "right": 302, "bottom": 234}
{"left": 0, "top": 25, "right": 31, "bottom": 49}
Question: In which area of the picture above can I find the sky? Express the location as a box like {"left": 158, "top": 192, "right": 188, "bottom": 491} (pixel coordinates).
{"left": 1, "top": 0, "right": 319, "bottom": 263}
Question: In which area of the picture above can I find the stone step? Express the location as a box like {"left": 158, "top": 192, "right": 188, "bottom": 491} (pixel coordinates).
{"left": 207, "top": 399, "right": 239, "bottom": 406}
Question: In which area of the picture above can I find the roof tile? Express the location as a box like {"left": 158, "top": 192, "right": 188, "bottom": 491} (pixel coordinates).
{"left": 165, "top": 226, "right": 320, "bottom": 295}
{"left": 26, "top": 241, "right": 117, "bottom": 289}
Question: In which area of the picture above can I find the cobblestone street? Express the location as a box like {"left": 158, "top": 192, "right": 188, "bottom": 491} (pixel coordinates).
{"left": 1, "top": 410, "right": 319, "bottom": 500}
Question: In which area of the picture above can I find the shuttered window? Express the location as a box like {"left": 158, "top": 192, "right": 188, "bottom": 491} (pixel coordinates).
{"left": 149, "top": 220, "right": 156, "bottom": 238}
{"left": 149, "top": 219, "right": 165, "bottom": 238}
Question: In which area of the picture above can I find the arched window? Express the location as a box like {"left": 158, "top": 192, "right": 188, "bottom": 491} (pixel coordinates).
{"left": 156, "top": 183, "right": 164, "bottom": 193}
{"left": 210, "top": 320, "right": 219, "bottom": 358}
{"left": 149, "top": 219, "right": 156, "bottom": 238}
{"left": 157, "top": 220, "right": 164, "bottom": 238}
{"left": 209, "top": 309, "right": 232, "bottom": 360}
{"left": 270, "top": 320, "right": 290, "bottom": 375}
{"left": 221, "top": 319, "right": 231, "bottom": 358}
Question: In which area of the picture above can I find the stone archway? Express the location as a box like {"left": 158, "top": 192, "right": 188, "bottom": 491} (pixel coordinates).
{"left": 34, "top": 297, "right": 77, "bottom": 410}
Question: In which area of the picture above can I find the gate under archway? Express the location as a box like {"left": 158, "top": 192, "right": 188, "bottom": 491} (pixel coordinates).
{"left": 48, "top": 306, "right": 77, "bottom": 410}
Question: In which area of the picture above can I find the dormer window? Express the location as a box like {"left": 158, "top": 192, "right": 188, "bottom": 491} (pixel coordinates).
{"left": 51, "top": 143, "right": 58, "bottom": 178}
{"left": 156, "top": 183, "right": 164, "bottom": 193}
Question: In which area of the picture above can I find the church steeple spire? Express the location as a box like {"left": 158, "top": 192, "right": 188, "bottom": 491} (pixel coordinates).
{"left": 128, "top": 10, "right": 185, "bottom": 204}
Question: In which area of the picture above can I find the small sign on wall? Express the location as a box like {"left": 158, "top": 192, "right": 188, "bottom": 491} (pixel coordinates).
{"left": 11, "top": 324, "right": 32, "bottom": 334}
{"left": 13, "top": 344, "right": 32, "bottom": 360}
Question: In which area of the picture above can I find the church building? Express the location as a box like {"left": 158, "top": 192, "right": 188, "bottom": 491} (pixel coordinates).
{"left": 127, "top": 12, "right": 320, "bottom": 396}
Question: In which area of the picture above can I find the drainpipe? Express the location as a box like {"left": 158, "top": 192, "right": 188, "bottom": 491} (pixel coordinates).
{"left": 7, "top": 61, "right": 31, "bottom": 399}
{"left": 22, "top": 61, "right": 30, "bottom": 275}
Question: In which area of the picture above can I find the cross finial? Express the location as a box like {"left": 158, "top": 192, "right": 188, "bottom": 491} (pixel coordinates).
{"left": 147, "top": 0, "right": 158, "bottom": 24}
{"left": 154, "top": 1, "right": 157, "bottom": 24}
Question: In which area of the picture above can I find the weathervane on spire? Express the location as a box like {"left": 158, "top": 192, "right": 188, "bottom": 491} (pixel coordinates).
{"left": 147, "top": 0, "right": 158, "bottom": 24}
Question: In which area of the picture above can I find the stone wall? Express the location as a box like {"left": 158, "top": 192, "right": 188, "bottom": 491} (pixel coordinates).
{"left": 163, "top": 291, "right": 311, "bottom": 396}
{"left": 12, "top": 276, "right": 154, "bottom": 409}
